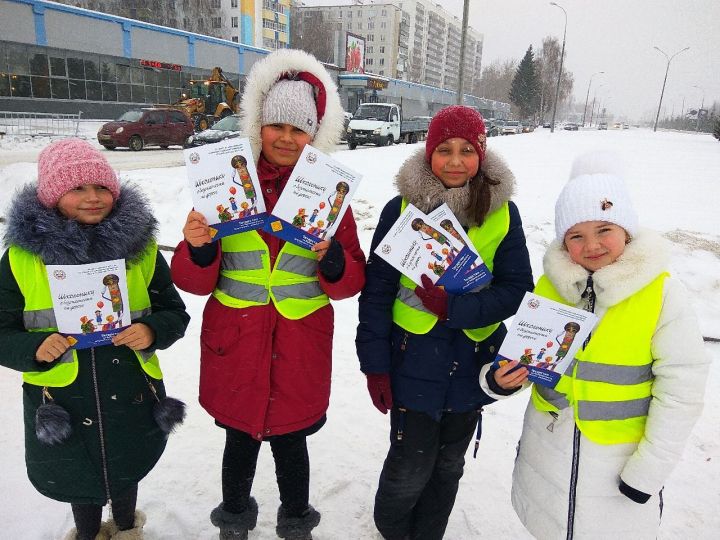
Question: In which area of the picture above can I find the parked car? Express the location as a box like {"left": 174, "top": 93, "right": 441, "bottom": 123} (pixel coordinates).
{"left": 97, "top": 108, "right": 194, "bottom": 151}
{"left": 542, "top": 121, "right": 553, "bottom": 128}
{"left": 622, "top": 123, "right": 630, "bottom": 129}
{"left": 501, "top": 120, "right": 522, "bottom": 135}
{"left": 563, "top": 122, "right": 579, "bottom": 131}
{"left": 184, "top": 113, "right": 242, "bottom": 148}
{"left": 522, "top": 123, "right": 535, "bottom": 133}
{"left": 612, "top": 122, "right": 623, "bottom": 129}
{"left": 598, "top": 122, "right": 608, "bottom": 130}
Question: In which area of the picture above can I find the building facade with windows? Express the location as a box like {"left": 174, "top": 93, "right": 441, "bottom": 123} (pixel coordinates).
{"left": 0, "top": 0, "right": 270, "bottom": 117}
{"left": 0, "top": 0, "right": 507, "bottom": 120}
{"left": 291, "top": 0, "right": 482, "bottom": 94}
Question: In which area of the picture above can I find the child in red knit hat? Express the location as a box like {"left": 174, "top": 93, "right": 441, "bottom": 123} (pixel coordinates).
{"left": 0, "top": 138, "right": 190, "bottom": 540}
{"left": 357, "top": 105, "right": 533, "bottom": 539}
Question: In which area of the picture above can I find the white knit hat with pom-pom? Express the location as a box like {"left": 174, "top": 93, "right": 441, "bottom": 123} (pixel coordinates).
{"left": 554, "top": 151, "right": 638, "bottom": 241}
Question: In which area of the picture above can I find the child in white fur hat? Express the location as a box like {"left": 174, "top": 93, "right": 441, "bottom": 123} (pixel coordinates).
{"left": 171, "top": 50, "right": 366, "bottom": 540}
{"left": 486, "top": 151, "right": 709, "bottom": 539}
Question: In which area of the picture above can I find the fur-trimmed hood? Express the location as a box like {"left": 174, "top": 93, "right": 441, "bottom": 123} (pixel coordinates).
{"left": 394, "top": 147, "right": 516, "bottom": 227}
{"left": 4, "top": 183, "right": 157, "bottom": 265}
{"left": 543, "top": 228, "right": 671, "bottom": 308}
{"left": 240, "top": 49, "right": 345, "bottom": 160}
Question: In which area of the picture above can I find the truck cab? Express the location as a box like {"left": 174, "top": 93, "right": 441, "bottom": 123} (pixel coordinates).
{"left": 347, "top": 103, "right": 401, "bottom": 148}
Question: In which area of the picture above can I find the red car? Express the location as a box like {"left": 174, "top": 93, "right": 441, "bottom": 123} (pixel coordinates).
{"left": 97, "top": 108, "right": 194, "bottom": 151}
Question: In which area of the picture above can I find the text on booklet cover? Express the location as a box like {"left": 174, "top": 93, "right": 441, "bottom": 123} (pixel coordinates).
{"left": 263, "top": 145, "right": 362, "bottom": 250}
{"left": 184, "top": 138, "right": 267, "bottom": 241}
{"left": 494, "top": 292, "right": 599, "bottom": 388}
{"left": 374, "top": 203, "right": 492, "bottom": 294}
{"left": 46, "top": 259, "right": 132, "bottom": 349}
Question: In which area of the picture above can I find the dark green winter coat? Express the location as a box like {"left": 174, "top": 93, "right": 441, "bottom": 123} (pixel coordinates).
{"left": 0, "top": 184, "right": 190, "bottom": 504}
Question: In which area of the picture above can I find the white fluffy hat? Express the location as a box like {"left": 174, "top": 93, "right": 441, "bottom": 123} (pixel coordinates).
{"left": 554, "top": 151, "right": 639, "bottom": 240}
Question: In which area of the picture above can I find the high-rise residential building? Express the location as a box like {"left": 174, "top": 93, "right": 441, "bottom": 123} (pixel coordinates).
{"left": 291, "top": 0, "right": 482, "bottom": 94}
{"left": 50, "top": 1, "right": 292, "bottom": 50}
{"left": 292, "top": 2, "right": 406, "bottom": 79}
{"left": 240, "top": 0, "right": 291, "bottom": 50}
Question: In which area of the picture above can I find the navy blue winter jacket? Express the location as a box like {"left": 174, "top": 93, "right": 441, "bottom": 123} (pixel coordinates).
{"left": 356, "top": 149, "right": 534, "bottom": 420}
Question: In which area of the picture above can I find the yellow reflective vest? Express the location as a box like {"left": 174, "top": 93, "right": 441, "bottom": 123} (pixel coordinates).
{"left": 10, "top": 243, "right": 163, "bottom": 387}
{"left": 212, "top": 230, "right": 329, "bottom": 320}
{"left": 531, "top": 272, "right": 668, "bottom": 444}
{"left": 392, "top": 199, "right": 510, "bottom": 341}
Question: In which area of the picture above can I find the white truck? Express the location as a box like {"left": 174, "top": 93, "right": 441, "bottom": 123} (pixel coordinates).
{"left": 346, "top": 103, "right": 429, "bottom": 149}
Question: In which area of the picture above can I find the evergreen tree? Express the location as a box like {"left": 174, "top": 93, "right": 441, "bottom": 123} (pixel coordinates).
{"left": 713, "top": 117, "right": 720, "bottom": 142}
{"left": 510, "top": 46, "right": 541, "bottom": 119}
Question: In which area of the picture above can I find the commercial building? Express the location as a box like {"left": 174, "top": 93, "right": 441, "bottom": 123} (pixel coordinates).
{"left": 0, "top": 0, "right": 508, "bottom": 119}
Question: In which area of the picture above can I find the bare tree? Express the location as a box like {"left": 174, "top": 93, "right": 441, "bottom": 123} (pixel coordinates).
{"left": 477, "top": 59, "right": 517, "bottom": 103}
{"left": 536, "top": 36, "right": 574, "bottom": 119}
{"left": 290, "top": 11, "right": 340, "bottom": 65}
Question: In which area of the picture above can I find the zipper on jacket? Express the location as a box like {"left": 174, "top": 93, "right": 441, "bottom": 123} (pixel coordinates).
{"left": 396, "top": 407, "right": 407, "bottom": 441}
{"left": 566, "top": 274, "right": 595, "bottom": 539}
{"left": 90, "top": 347, "right": 112, "bottom": 506}
{"left": 472, "top": 407, "right": 484, "bottom": 458}
{"left": 566, "top": 424, "right": 581, "bottom": 540}
{"left": 400, "top": 332, "right": 409, "bottom": 352}
{"left": 546, "top": 411, "right": 559, "bottom": 432}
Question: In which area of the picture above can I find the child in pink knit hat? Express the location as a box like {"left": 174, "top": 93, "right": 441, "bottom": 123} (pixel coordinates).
{"left": 0, "top": 138, "right": 190, "bottom": 540}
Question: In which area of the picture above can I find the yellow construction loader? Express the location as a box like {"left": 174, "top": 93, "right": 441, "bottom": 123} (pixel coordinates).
{"left": 174, "top": 67, "right": 239, "bottom": 131}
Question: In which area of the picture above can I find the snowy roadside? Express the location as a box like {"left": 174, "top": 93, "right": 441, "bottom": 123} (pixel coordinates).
{"left": 0, "top": 129, "right": 718, "bottom": 539}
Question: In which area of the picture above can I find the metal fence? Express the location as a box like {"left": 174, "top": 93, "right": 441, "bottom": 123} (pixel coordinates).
{"left": 0, "top": 111, "right": 82, "bottom": 138}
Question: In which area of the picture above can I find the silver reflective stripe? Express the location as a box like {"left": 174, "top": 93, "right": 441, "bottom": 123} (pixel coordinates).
{"left": 131, "top": 308, "right": 152, "bottom": 320}
{"left": 273, "top": 281, "right": 323, "bottom": 302}
{"left": 396, "top": 286, "right": 434, "bottom": 315}
{"left": 577, "top": 396, "right": 652, "bottom": 421}
{"left": 58, "top": 350, "right": 74, "bottom": 365}
{"left": 536, "top": 385, "right": 570, "bottom": 409}
{"left": 218, "top": 275, "right": 269, "bottom": 303}
{"left": 222, "top": 251, "right": 264, "bottom": 271}
{"left": 23, "top": 309, "right": 57, "bottom": 329}
{"left": 137, "top": 349, "right": 154, "bottom": 363}
{"left": 563, "top": 358, "right": 578, "bottom": 375}
{"left": 576, "top": 361, "right": 653, "bottom": 385}
{"left": 277, "top": 254, "right": 317, "bottom": 277}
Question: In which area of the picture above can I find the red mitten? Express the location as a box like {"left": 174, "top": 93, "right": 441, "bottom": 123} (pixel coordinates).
{"left": 366, "top": 373, "right": 393, "bottom": 414}
{"left": 414, "top": 274, "right": 449, "bottom": 320}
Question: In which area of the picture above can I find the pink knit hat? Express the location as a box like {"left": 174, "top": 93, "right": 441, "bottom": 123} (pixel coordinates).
{"left": 37, "top": 139, "right": 120, "bottom": 208}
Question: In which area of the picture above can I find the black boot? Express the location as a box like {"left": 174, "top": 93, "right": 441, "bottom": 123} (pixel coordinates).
{"left": 276, "top": 505, "right": 321, "bottom": 540}
{"left": 210, "top": 498, "right": 258, "bottom": 540}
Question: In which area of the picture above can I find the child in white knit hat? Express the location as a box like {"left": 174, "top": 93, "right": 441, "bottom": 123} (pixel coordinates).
{"left": 492, "top": 151, "right": 709, "bottom": 539}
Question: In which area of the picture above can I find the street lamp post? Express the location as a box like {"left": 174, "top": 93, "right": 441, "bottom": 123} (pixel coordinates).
{"left": 456, "top": 0, "right": 470, "bottom": 105}
{"left": 653, "top": 46, "right": 689, "bottom": 132}
{"left": 693, "top": 84, "right": 705, "bottom": 133}
{"left": 582, "top": 71, "right": 604, "bottom": 127}
{"left": 549, "top": 2, "right": 567, "bottom": 133}
{"left": 589, "top": 83, "right": 604, "bottom": 126}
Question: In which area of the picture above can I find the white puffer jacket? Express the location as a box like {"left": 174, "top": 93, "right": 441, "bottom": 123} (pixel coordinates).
{"left": 507, "top": 229, "right": 709, "bottom": 539}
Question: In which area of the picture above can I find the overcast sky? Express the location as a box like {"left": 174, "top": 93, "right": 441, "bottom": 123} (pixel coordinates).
{"left": 300, "top": 0, "right": 720, "bottom": 120}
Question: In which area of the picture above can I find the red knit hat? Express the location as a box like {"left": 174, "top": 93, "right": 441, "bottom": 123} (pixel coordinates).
{"left": 425, "top": 105, "right": 487, "bottom": 163}
{"left": 37, "top": 138, "right": 120, "bottom": 208}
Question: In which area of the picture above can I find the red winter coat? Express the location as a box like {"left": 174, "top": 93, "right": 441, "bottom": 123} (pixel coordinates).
{"left": 172, "top": 156, "right": 365, "bottom": 440}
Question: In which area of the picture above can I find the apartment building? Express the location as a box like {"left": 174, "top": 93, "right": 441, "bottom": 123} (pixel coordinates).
{"left": 292, "top": 0, "right": 482, "bottom": 93}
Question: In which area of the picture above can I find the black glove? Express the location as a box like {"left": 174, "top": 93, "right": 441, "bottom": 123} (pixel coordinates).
{"left": 318, "top": 238, "right": 345, "bottom": 282}
{"left": 619, "top": 480, "right": 651, "bottom": 504}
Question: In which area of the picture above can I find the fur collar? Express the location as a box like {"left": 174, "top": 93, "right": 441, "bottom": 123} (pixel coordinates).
{"left": 240, "top": 49, "right": 345, "bottom": 160}
{"left": 394, "top": 147, "right": 515, "bottom": 226}
{"left": 543, "top": 228, "right": 671, "bottom": 308}
{"left": 4, "top": 183, "right": 157, "bottom": 265}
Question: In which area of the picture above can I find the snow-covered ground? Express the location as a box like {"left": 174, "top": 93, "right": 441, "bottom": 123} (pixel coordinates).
{"left": 1, "top": 128, "right": 719, "bottom": 539}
